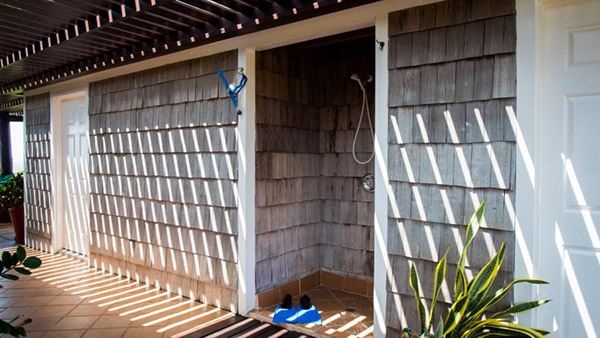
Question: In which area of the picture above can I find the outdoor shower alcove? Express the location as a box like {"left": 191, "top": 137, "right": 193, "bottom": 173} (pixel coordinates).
{"left": 253, "top": 29, "right": 376, "bottom": 335}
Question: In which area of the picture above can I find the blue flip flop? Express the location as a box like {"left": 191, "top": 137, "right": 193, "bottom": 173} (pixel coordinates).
{"left": 296, "top": 304, "right": 322, "bottom": 325}
{"left": 272, "top": 305, "right": 297, "bottom": 324}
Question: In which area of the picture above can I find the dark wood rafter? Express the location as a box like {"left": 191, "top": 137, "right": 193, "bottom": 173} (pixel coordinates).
{"left": 0, "top": 97, "right": 22, "bottom": 110}
{"left": 0, "top": 90, "right": 23, "bottom": 121}
{"left": 0, "top": 0, "right": 380, "bottom": 95}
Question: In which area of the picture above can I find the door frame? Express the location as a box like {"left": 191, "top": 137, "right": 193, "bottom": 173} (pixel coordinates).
{"left": 50, "top": 86, "right": 90, "bottom": 256}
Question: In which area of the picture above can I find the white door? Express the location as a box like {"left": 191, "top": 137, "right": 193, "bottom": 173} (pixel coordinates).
{"left": 538, "top": 1, "right": 600, "bottom": 337}
{"left": 60, "top": 96, "right": 89, "bottom": 256}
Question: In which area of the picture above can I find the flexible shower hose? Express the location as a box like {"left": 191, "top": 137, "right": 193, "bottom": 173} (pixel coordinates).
{"left": 352, "top": 81, "right": 375, "bottom": 165}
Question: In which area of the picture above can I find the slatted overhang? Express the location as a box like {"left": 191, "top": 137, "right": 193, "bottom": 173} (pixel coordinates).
{"left": 0, "top": 90, "right": 22, "bottom": 120}
{"left": 0, "top": 0, "right": 380, "bottom": 97}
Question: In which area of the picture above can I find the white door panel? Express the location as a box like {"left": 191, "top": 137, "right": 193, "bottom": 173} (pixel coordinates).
{"left": 539, "top": 1, "right": 600, "bottom": 337}
{"left": 61, "top": 96, "right": 89, "bottom": 256}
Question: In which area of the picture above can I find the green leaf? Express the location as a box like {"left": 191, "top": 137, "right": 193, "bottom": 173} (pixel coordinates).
{"left": 477, "top": 332, "right": 525, "bottom": 337}
{"left": 11, "top": 253, "right": 19, "bottom": 266}
{"left": 434, "top": 316, "right": 444, "bottom": 338}
{"left": 16, "top": 247, "right": 26, "bottom": 262}
{"left": 443, "top": 293, "right": 469, "bottom": 335}
{"left": 453, "top": 201, "right": 486, "bottom": 302}
{"left": 14, "top": 267, "right": 31, "bottom": 276}
{"left": 533, "top": 328, "right": 551, "bottom": 335}
{"left": 0, "top": 319, "right": 10, "bottom": 333}
{"left": 16, "top": 318, "right": 32, "bottom": 327}
{"left": 2, "top": 252, "right": 12, "bottom": 270}
{"left": 491, "top": 300, "right": 552, "bottom": 319}
{"left": 472, "top": 321, "right": 546, "bottom": 338}
{"left": 410, "top": 264, "right": 427, "bottom": 334}
{"left": 0, "top": 273, "right": 18, "bottom": 281}
{"left": 458, "top": 245, "right": 506, "bottom": 334}
{"left": 467, "top": 279, "right": 548, "bottom": 322}
{"left": 462, "top": 318, "right": 509, "bottom": 337}
{"left": 8, "top": 315, "right": 21, "bottom": 324}
{"left": 427, "top": 248, "right": 448, "bottom": 332}
{"left": 468, "top": 243, "right": 506, "bottom": 301}
{"left": 460, "top": 200, "right": 487, "bottom": 269}
{"left": 453, "top": 268, "right": 467, "bottom": 303}
{"left": 22, "top": 257, "right": 41, "bottom": 269}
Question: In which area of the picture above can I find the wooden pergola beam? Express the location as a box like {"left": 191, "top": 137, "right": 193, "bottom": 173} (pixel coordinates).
{"left": 0, "top": 0, "right": 379, "bottom": 94}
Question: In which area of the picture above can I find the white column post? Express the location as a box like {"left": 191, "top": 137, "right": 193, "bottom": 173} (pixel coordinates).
{"left": 514, "top": 0, "right": 542, "bottom": 328}
{"left": 374, "top": 14, "right": 390, "bottom": 338}
{"left": 236, "top": 47, "right": 257, "bottom": 315}
{"left": 22, "top": 98, "right": 28, "bottom": 247}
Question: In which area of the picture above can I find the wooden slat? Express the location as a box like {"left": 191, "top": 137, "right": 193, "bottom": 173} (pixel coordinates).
{"left": 230, "top": 323, "right": 275, "bottom": 338}
{"left": 206, "top": 319, "right": 262, "bottom": 337}
{"left": 253, "top": 327, "right": 291, "bottom": 338}
{"left": 280, "top": 331, "right": 307, "bottom": 338}
{"left": 181, "top": 315, "right": 246, "bottom": 338}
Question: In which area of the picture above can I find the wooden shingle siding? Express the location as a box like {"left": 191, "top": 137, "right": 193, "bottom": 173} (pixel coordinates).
{"left": 88, "top": 50, "right": 239, "bottom": 310}
{"left": 24, "top": 93, "right": 53, "bottom": 251}
{"left": 386, "top": 0, "right": 516, "bottom": 335}
{"left": 255, "top": 48, "right": 322, "bottom": 293}
{"left": 318, "top": 41, "right": 375, "bottom": 281}
{"left": 255, "top": 37, "right": 375, "bottom": 292}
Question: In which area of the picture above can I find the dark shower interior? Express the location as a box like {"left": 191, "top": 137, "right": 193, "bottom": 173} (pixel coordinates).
{"left": 255, "top": 28, "right": 376, "bottom": 295}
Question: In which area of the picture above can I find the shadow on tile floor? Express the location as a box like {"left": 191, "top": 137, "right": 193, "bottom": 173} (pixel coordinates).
{"left": 0, "top": 245, "right": 233, "bottom": 338}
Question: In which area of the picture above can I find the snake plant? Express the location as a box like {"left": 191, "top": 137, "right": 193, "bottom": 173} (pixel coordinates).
{"left": 403, "top": 201, "right": 550, "bottom": 338}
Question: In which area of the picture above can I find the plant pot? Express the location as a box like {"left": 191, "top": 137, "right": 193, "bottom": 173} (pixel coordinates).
{"left": 0, "top": 207, "right": 10, "bottom": 223}
{"left": 8, "top": 207, "right": 24, "bottom": 244}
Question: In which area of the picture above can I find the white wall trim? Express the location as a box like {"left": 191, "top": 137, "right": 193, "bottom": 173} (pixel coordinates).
{"left": 374, "top": 14, "right": 390, "bottom": 338}
{"left": 514, "top": 0, "right": 543, "bottom": 328}
{"left": 49, "top": 86, "right": 89, "bottom": 255}
{"left": 236, "top": 48, "right": 257, "bottom": 315}
{"left": 22, "top": 99, "right": 28, "bottom": 246}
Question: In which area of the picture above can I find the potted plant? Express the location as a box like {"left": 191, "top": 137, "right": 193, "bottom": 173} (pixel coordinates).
{"left": 0, "top": 175, "right": 12, "bottom": 223}
{"left": 402, "top": 201, "right": 550, "bottom": 338}
{"left": 0, "top": 173, "right": 24, "bottom": 244}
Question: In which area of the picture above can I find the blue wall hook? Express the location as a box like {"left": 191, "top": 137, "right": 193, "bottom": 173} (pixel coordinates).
{"left": 217, "top": 68, "right": 247, "bottom": 115}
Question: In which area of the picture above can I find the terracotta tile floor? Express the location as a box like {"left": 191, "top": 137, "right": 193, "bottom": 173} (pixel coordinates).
{"left": 0, "top": 223, "right": 16, "bottom": 248}
{"left": 251, "top": 286, "right": 374, "bottom": 338}
{"left": 0, "top": 246, "right": 233, "bottom": 338}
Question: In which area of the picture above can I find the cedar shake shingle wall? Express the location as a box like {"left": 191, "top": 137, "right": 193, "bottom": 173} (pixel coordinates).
{"left": 318, "top": 38, "right": 375, "bottom": 281}
{"left": 255, "top": 36, "right": 376, "bottom": 292}
{"left": 386, "top": 0, "right": 516, "bottom": 334}
{"left": 255, "top": 48, "right": 322, "bottom": 293}
{"left": 88, "top": 51, "right": 239, "bottom": 310}
{"left": 25, "top": 93, "right": 53, "bottom": 251}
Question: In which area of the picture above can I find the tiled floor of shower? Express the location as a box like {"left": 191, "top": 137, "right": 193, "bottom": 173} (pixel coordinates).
{"left": 251, "top": 285, "right": 374, "bottom": 338}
